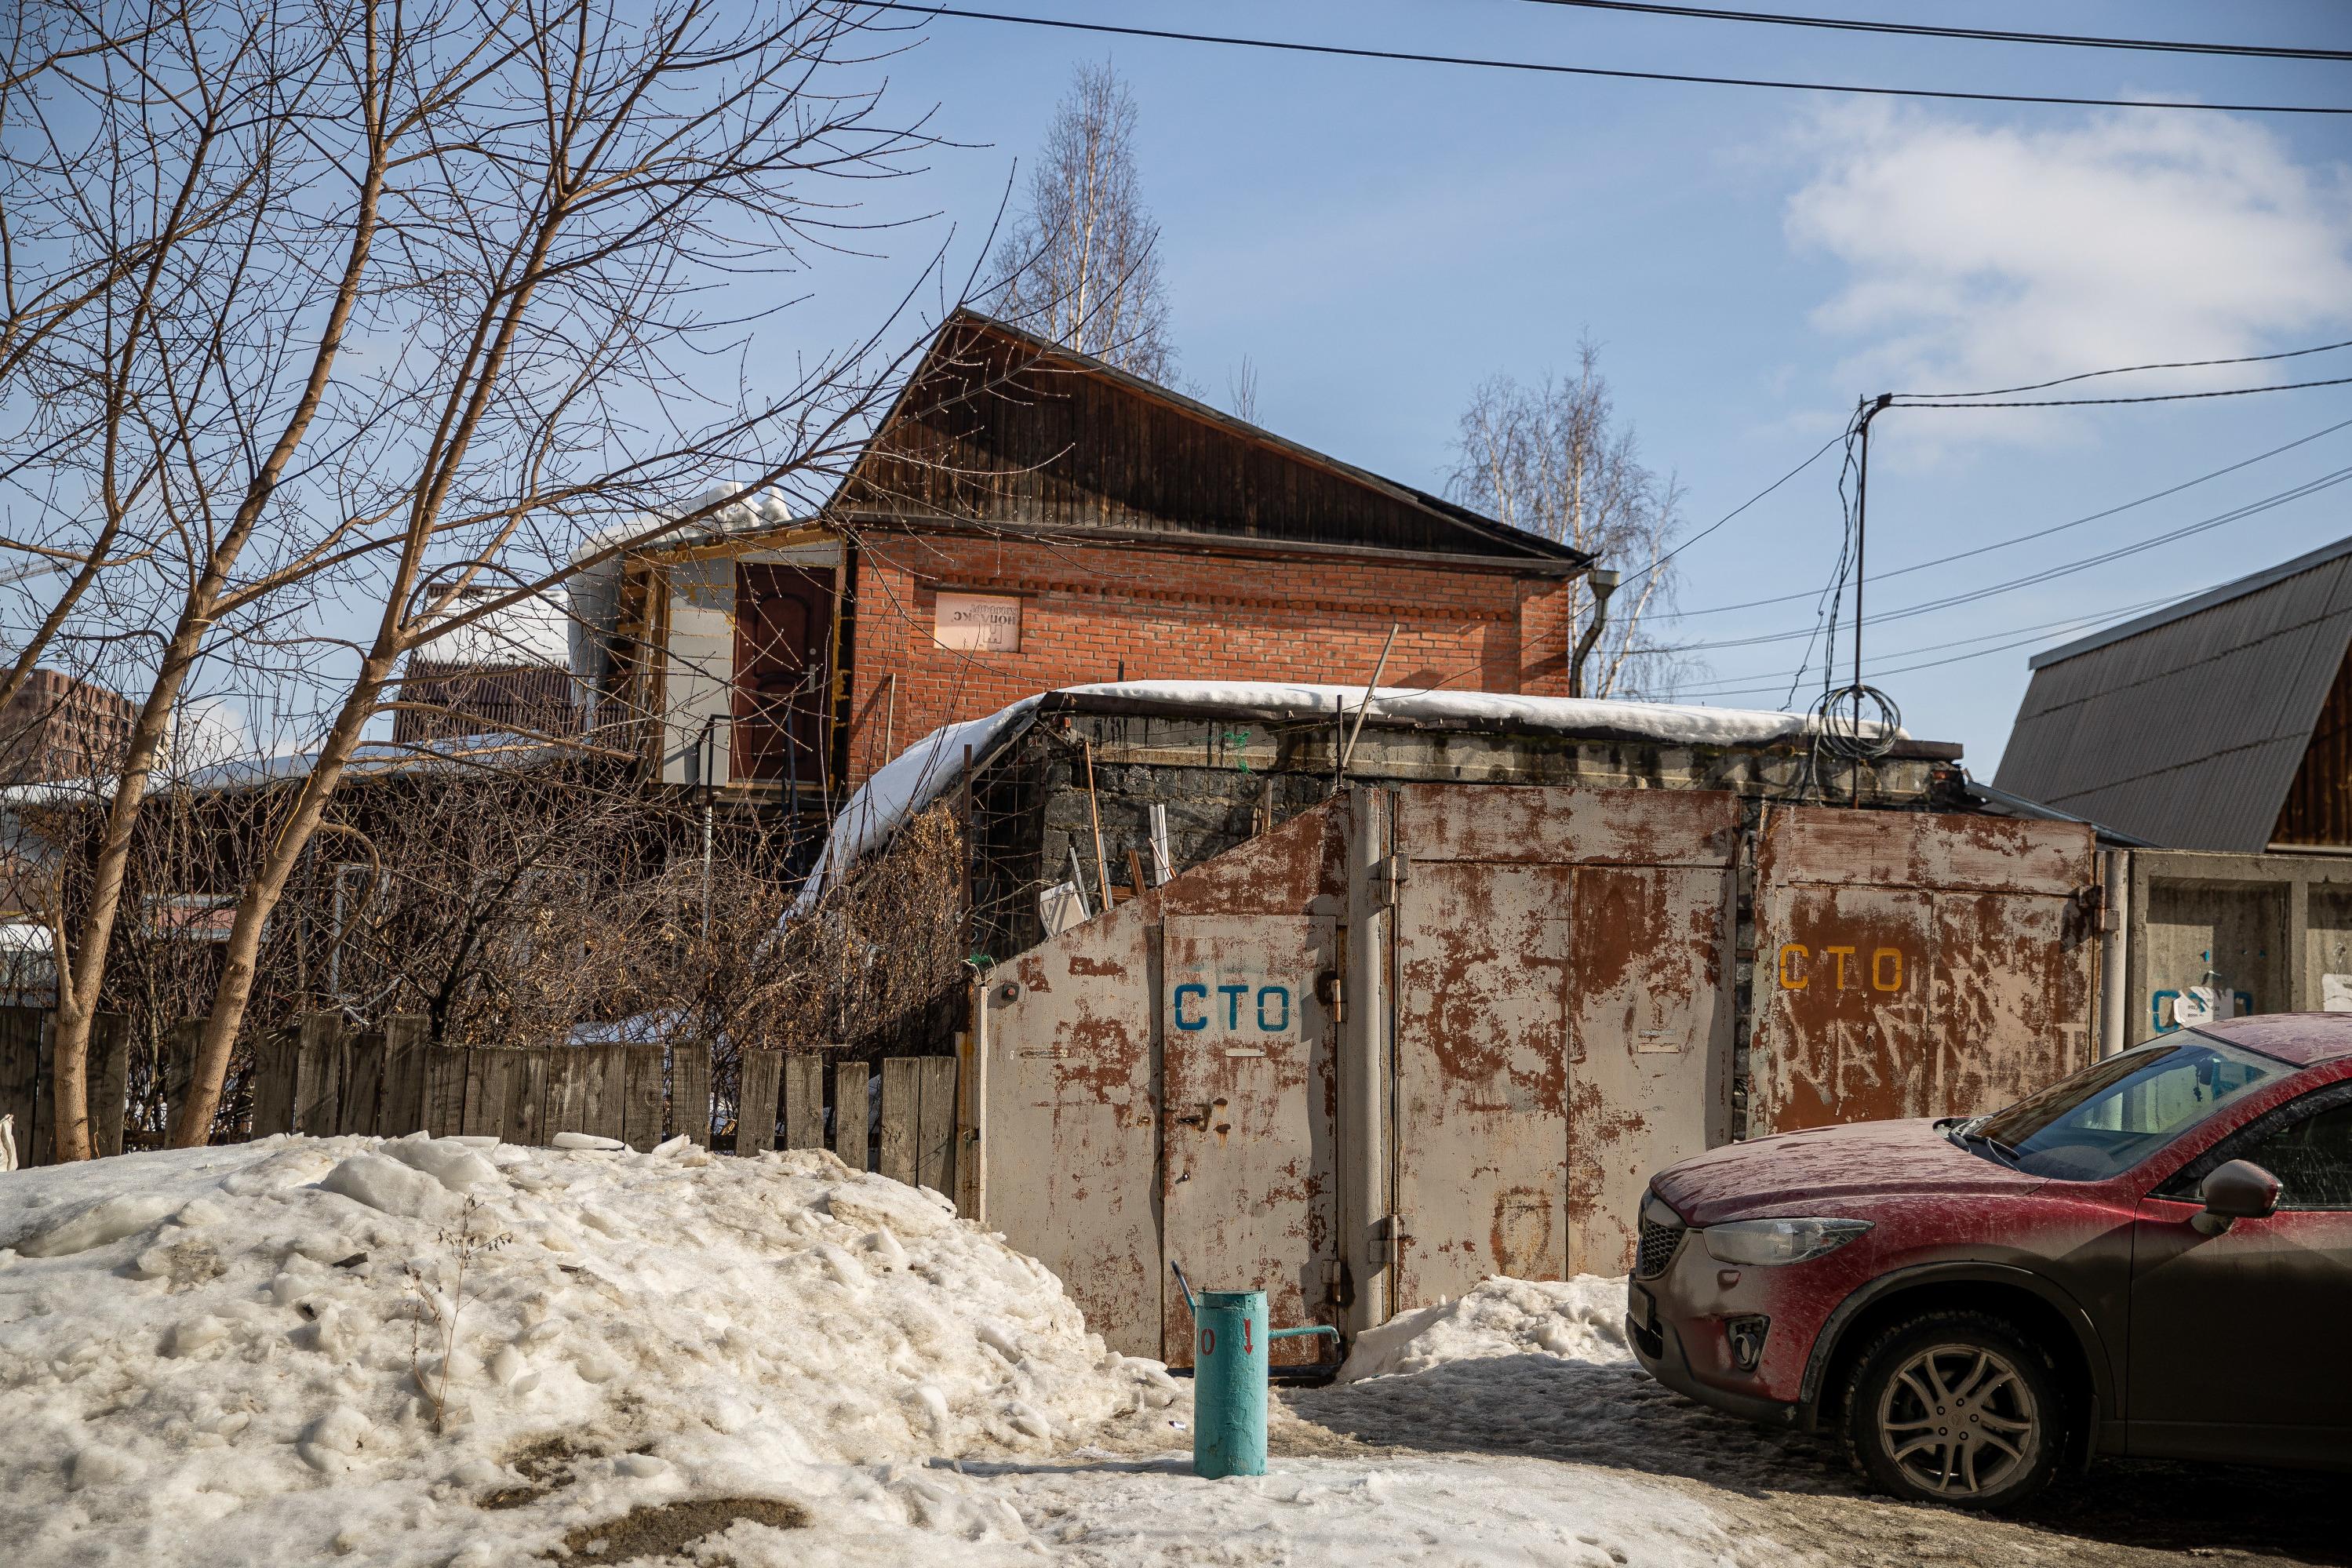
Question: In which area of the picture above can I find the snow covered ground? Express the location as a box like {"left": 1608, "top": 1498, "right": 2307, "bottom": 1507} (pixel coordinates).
{"left": 0, "top": 1140, "right": 1788, "bottom": 1567}
{"left": 9, "top": 1141, "right": 2325, "bottom": 1567}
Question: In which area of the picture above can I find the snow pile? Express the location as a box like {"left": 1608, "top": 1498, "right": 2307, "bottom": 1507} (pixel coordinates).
{"left": 1338, "top": 1275, "right": 1629, "bottom": 1384}
{"left": 793, "top": 680, "right": 1909, "bottom": 912}
{"left": 0, "top": 1135, "right": 1178, "bottom": 1567}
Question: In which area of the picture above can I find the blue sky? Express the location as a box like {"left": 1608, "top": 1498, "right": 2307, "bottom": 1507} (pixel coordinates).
{"left": 780, "top": 0, "right": 2352, "bottom": 773}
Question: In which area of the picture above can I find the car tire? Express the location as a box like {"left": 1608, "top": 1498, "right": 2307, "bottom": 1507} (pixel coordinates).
{"left": 1840, "top": 1309, "right": 2063, "bottom": 1510}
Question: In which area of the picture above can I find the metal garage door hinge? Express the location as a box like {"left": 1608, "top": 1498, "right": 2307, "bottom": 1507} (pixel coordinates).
{"left": 1371, "top": 853, "right": 1410, "bottom": 909}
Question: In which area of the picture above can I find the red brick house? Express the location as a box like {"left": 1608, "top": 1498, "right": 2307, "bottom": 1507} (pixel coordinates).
{"left": 578, "top": 310, "right": 1591, "bottom": 800}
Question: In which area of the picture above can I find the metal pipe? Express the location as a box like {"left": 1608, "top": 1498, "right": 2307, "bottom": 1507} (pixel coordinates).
{"left": 2099, "top": 847, "right": 2131, "bottom": 1057}
{"left": 1568, "top": 569, "right": 1622, "bottom": 698}
{"left": 1340, "top": 785, "right": 1391, "bottom": 1338}
{"left": 1336, "top": 624, "right": 1399, "bottom": 786}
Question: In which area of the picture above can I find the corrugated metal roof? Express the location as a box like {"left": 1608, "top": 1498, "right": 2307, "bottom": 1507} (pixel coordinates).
{"left": 1993, "top": 537, "right": 2352, "bottom": 849}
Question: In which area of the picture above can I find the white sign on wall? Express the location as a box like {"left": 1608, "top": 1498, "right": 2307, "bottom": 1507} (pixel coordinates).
{"left": 933, "top": 591, "right": 1021, "bottom": 652}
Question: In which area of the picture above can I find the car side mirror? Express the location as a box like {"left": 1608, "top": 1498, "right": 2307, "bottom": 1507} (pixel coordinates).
{"left": 2192, "top": 1159, "right": 2281, "bottom": 1235}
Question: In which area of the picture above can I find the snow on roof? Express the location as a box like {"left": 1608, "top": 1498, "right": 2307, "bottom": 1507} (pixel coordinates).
{"left": 0, "top": 732, "right": 560, "bottom": 809}
{"left": 790, "top": 681, "right": 1908, "bottom": 913}
{"left": 411, "top": 588, "right": 573, "bottom": 671}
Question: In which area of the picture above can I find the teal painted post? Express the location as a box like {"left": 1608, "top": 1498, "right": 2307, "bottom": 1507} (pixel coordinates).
{"left": 1191, "top": 1288, "right": 1268, "bottom": 1479}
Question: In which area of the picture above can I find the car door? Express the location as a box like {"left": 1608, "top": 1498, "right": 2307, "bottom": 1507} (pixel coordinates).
{"left": 2127, "top": 1079, "right": 2352, "bottom": 1467}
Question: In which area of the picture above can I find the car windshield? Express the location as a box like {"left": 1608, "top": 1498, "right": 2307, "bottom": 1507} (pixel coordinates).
{"left": 1958, "top": 1034, "right": 2288, "bottom": 1181}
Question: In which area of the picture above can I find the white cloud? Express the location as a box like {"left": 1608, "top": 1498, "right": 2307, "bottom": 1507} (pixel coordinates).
{"left": 1786, "top": 109, "right": 2352, "bottom": 435}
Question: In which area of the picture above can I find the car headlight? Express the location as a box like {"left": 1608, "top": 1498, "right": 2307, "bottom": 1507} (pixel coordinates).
{"left": 1641, "top": 1189, "right": 1682, "bottom": 1230}
{"left": 1699, "top": 1217, "right": 1872, "bottom": 1266}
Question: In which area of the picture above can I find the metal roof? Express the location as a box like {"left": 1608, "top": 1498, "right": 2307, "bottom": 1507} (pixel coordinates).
{"left": 1992, "top": 535, "right": 2352, "bottom": 850}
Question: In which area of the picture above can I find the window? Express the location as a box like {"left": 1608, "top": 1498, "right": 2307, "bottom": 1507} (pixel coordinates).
{"left": 2160, "top": 1082, "right": 2352, "bottom": 1210}
{"left": 1970, "top": 1035, "right": 2289, "bottom": 1181}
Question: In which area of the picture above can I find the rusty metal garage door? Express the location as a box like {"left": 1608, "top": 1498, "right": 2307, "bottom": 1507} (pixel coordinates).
{"left": 1749, "top": 808, "right": 2096, "bottom": 1134}
{"left": 1392, "top": 786, "right": 1739, "bottom": 1305}
{"left": 1159, "top": 915, "right": 1335, "bottom": 1366}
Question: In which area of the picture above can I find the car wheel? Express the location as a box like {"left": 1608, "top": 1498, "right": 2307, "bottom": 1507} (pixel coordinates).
{"left": 1841, "top": 1310, "right": 2063, "bottom": 1510}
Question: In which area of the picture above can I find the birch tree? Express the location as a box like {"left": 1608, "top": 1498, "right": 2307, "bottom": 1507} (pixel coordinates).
{"left": 988, "top": 60, "right": 1174, "bottom": 382}
{"left": 1450, "top": 341, "right": 1691, "bottom": 698}
{"left": 9, "top": 1, "right": 942, "bottom": 1156}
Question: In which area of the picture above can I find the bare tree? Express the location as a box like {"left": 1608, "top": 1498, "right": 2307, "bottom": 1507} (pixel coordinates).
{"left": 9, "top": 2, "right": 945, "bottom": 1157}
{"left": 1226, "top": 355, "right": 1260, "bottom": 424}
{"left": 1450, "top": 340, "right": 1691, "bottom": 698}
{"left": 988, "top": 60, "right": 1174, "bottom": 382}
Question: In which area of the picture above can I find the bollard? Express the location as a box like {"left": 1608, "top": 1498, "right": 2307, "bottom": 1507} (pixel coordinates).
{"left": 1174, "top": 1264, "right": 1341, "bottom": 1479}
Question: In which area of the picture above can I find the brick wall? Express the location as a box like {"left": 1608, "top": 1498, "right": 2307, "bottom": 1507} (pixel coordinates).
{"left": 0, "top": 668, "right": 134, "bottom": 785}
{"left": 843, "top": 533, "right": 1577, "bottom": 784}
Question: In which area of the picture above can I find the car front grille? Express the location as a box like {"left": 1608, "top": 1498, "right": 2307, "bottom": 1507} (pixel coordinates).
{"left": 1634, "top": 1212, "right": 1684, "bottom": 1280}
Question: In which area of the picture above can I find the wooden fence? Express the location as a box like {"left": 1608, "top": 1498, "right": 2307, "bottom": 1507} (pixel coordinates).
{"left": 0, "top": 1006, "right": 961, "bottom": 1199}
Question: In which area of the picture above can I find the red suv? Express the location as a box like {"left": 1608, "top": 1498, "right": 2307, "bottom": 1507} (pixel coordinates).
{"left": 1628, "top": 1014, "right": 2352, "bottom": 1508}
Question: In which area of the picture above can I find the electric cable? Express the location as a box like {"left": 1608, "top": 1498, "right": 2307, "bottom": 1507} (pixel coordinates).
{"left": 1895, "top": 339, "right": 2352, "bottom": 402}
{"left": 854, "top": 4, "right": 2352, "bottom": 115}
{"left": 1894, "top": 374, "right": 2352, "bottom": 409}
{"left": 1658, "top": 461, "right": 2352, "bottom": 654}
{"left": 1502, "top": 0, "right": 2352, "bottom": 61}
{"left": 1655, "top": 413, "right": 2352, "bottom": 620}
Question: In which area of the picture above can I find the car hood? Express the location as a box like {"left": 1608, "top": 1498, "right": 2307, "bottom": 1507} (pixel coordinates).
{"left": 1652, "top": 1117, "right": 2046, "bottom": 1226}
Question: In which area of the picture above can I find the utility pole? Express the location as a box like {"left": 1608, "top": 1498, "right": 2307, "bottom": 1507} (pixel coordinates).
{"left": 1851, "top": 392, "right": 1892, "bottom": 697}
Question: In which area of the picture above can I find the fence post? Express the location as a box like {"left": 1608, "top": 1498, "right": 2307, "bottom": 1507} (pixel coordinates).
{"left": 735, "top": 1052, "right": 781, "bottom": 1154}
{"left": 916, "top": 1056, "right": 957, "bottom": 1195}
{"left": 339, "top": 1025, "right": 386, "bottom": 1138}
{"left": 503, "top": 1048, "right": 548, "bottom": 1145}
{"left": 832, "top": 1059, "right": 868, "bottom": 1171}
{"left": 165, "top": 1017, "right": 204, "bottom": 1133}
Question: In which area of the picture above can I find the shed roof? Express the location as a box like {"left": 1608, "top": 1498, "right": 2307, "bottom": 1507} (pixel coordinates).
{"left": 1991, "top": 533, "right": 2352, "bottom": 850}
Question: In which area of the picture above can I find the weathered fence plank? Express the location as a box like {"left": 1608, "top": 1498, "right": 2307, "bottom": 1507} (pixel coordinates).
{"left": 735, "top": 1052, "right": 781, "bottom": 1154}
{"left": 832, "top": 1060, "right": 868, "bottom": 1171}
{"left": 583, "top": 1046, "right": 628, "bottom": 1141}
{"left": 290, "top": 1013, "right": 344, "bottom": 1136}
{"left": 914, "top": 1056, "right": 957, "bottom": 1195}
{"left": 165, "top": 1017, "right": 202, "bottom": 1132}
{"left": 462, "top": 1048, "right": 508, "bottom": 1139}
{"left": 380, "top": 1016, "right": 430, "bottom": 1136}
{"left": 503, "top": 1049, "right": 548, "bottom": 1146}
{"left": 622, "top": 1044, "right": 663, "bottom": 1149}
{"left": 672, "top": 1042, "right": 711, "bottom": 1146}
{"left": 86, "top": 1014, "right": 131, "bottom": 1158}
{"left": 423, "top": 1046, "right": 468, "bottom": 1136}
{"left": 250, "top": 1025, "right": 300, "bottom": 1137}
{"left": 0, "top": 1007, "right": 42, "bottom": 1163}
{"left": 879, "top": 1058, "right": 919, "bottom": 1185}
{"left": 340, "top": 1028, "right": 385, "bottom": 1138}
{"left": 543, "top": 1047, "right": 592, "bottom": 1139}
{"left": 781, "top": 1054, "right": 823, "bottom": 1151}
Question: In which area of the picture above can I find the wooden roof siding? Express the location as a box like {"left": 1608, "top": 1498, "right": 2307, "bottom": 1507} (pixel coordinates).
{"left": 830, "top": 311, "right": 1586, "bottom": 570}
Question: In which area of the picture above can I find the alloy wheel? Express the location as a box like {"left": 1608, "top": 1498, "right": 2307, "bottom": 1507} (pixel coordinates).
{"left": 1873, "top": 1341, "right": 2041, "bottom": 1498}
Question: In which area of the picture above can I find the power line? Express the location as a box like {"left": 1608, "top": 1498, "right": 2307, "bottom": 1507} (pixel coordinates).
{"left": 1895, "top": 373, "right": 2352, "bottom": 409}
{"left": 1610, "top": 428, "right": 1848, "bottom": 598}
{"left": 1505, "top": 1, "right": 2352, "bottom": 63}
{"left": 1677, "top": 593, "right": 2184, "bottom": 700}
{"left": 1896, "top": 339, "right": 2352, "bottom": 402}
{"left": 1655, "top": 413, "right": 2352, "bottom": 621}
{"left": 855, "top": 4, "right": 2352, "bottom": 115}
{"left": 1658, "top": 462, "right": 2352, "bottom": 654}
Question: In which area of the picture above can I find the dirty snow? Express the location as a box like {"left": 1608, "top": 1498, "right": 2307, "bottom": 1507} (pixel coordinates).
{"left": 0, "top": 1135, "right": 1178, "bottom": 1567}
{"left": 1338, "top": 1275, "right": 1629, "bottom": 1383}
{"left": 794, "top": 680, "right": 1902, "bottom": 911}
{"left": 0, "top": 1144, "right": 1811, "bottom": 1567}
